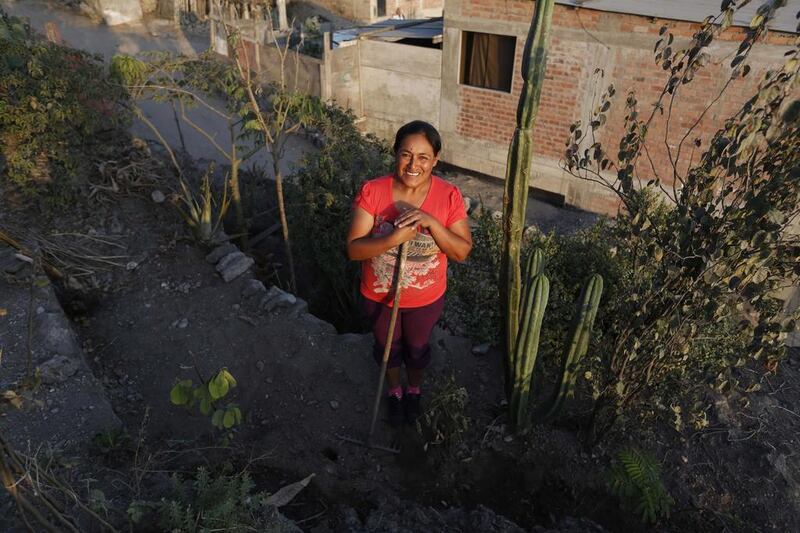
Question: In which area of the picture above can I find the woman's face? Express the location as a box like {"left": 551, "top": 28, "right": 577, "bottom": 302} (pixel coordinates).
{"left": 394, "top": 133, "right": 439, "bottom": 189}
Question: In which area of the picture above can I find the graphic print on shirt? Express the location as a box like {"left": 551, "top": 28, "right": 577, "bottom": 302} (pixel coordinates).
{"left": 369, "top": 216, "right": 441, "bottom": 294}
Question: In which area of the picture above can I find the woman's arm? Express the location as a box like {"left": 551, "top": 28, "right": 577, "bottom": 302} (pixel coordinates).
{"left": 346, "top": 206, "right": 416, "bottom": 261}
{"left": 395, "top": 209, "right": 473, "bottom": 262}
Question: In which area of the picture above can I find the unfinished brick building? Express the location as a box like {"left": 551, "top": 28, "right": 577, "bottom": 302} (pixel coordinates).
{"left": 438, "top": 0, "right": 798, "bottom": 214}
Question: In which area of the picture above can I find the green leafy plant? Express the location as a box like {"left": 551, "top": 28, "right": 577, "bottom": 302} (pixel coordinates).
{"left": 151, "top": 466, "right": 313, "bottom": 531}
{"left": 0, "top": 10, "right": 128, "bottom": 205}
{"left": 170, "top": 368, "right": 242, "bottom": 438}
{"left": 444, "top": 203, "right": 504, "bottom": 345}
{"left": 157, "top": 466, "right": 270, "bottom": 532}
{"left": 564, "top": 1, "right": 800, "bottom": 444}
{"left": 416, "top": 374, "right": 470, "bottom": 454}
{"left": 289, "top": 104, "right": 391, "bottom": 331}
{"left": 90, "top": 427, "right": 131, "bottom": 457}
{"left": 111, "top": 50, "right": 252, "bottom": 243}
{"left": 610, "top": 448, "right": 674, "bottom": 524}
{"left": 172, "top": 163, "right": 232, "bottom": 246}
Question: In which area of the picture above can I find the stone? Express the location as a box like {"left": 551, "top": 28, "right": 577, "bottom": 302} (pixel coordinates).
{"left": 463, "top": 196, "right": 473, "bottom": 214}
{"left": 216, "top": 252, "right": 254, "bottom": 282}
{"left": 471, "top": 343, "right": 491, "bottom": 355}
{"left": 242, "top": 279, "right": 267, "bottom": 299}
{"left": 523, "top": 225, "right": 541, "bottom": 240}
{"left": 177, "top": 318, "right": 188, "bottom": 329}
{"left": 150, "top": 190, "right": 166, "bottom": 203}
{"left": 211, "top": 229, "right": 231, "bottom": 246}
{"left": 260, "top": 286, "right": 298, "bottom": 313}
{"left": 329, "top": 400, "right": 339, "bottom": 410}
{"left": 256, "top": 361, "right": 265, "bottom": 372}
{"left": 39, "top": 355, "right": 80, "bottom": 384}
{"left": 36, "top": 312, "right": 79, "bottom": 356}
{"left": 205, "top": 243, "right": 238, "bottom": 264}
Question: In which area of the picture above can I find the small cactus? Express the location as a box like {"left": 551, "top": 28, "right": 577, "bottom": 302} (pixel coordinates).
{"left": 540, "top": 273, "right": 604, "bottom": 422}
{"left": 507, "top": 249, "right": 604, "bottom": 431}
{"left": 510, "top": 273, "right": 549, "bottom": 429}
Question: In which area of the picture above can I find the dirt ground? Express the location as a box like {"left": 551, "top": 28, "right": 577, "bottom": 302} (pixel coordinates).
{"left": 3, "top": 168, "right": 799, "bottom": 531}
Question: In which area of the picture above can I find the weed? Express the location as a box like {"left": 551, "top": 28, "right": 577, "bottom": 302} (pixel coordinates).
{"left": 609, "top": 448, "right": 674, "bottom": 524}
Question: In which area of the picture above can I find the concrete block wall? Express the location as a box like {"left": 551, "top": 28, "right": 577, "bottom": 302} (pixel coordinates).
{"left": 440, "top": 0, "right": 796, "bottom": 214}
{"left": 359, "top": 39, "right": 442, "bottom": 139}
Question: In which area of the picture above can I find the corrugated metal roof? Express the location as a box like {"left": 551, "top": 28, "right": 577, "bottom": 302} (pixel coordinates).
{"left": 333, "top": 18, "right": 443, "bottom": 47}
{"left": 556, "top": 0, "right": 800, "bottom": 34}
{"left": 372, "top": 19, "right": 444, "bottom": 42}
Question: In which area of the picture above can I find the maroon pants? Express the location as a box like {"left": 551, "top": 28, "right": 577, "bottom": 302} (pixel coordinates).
{"left": 362, "top": 295, "right": 445, "bottom": 370}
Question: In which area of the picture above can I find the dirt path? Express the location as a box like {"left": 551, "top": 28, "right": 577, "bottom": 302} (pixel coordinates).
{"left": 1, "top": 0, "right": 314, "bottom": 178}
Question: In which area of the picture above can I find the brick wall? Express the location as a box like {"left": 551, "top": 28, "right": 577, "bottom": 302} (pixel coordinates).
{"left": 453, "top": 0, "right": 795, "bottom": 189}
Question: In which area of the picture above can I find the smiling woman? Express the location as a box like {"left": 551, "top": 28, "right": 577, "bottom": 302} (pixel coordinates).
{"left": 346, "top": 120, "right": 473, "bottom": 428}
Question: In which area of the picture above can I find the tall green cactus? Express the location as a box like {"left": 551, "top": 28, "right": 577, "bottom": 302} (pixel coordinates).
{"left": 508, "top": 249, "right": 604, "bottom": 431}
{"left": 500, "top": 0, "right": 555, "bottom": 395}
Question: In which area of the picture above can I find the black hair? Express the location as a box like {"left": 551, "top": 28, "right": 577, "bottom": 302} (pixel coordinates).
{"left": 393, "top": 120, "right": 442, "bottom": 156}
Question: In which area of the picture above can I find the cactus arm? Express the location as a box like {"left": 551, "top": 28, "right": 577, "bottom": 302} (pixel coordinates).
{"left": 500, "top": 0, "right": 556, "bottom": 397}
{"left": 540, "top": 274, "right": 603, "bottom": 423}
{"left": 521, "top": 247, "right": 545, "bottom": 301}
{"left": 510, "top": 274, "right": 550, "bottom": 430}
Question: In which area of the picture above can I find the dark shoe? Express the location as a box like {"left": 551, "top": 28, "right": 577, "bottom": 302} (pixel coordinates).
{"left": 404, "top": 393, "right": 421, "bottom": 425}
{"left": 387, "top": 395, "right": 404, "bottom": 427}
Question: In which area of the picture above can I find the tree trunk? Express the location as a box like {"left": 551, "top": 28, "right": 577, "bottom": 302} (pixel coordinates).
{"left": 276, "top": 0, "right": 288, "bottom": 31}
{"left": 229, "top": 126, "right": 247, "bottom": 248}
{"left": 500, "top": 0, "right": 555, "bottom": 398}
{"left": 272, "top": 146, "right": 297, "bottom": 293}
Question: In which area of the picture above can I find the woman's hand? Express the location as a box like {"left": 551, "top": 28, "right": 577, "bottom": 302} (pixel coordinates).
{"left": 394, "top": 208, "right": 438, "bottom": 231}
{"left": 391, "top": 224, "right": 417, "bottom": 244}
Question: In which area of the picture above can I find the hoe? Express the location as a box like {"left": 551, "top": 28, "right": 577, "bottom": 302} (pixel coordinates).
{"left": 337, "top": 241, "right": 409, "bottom": 454}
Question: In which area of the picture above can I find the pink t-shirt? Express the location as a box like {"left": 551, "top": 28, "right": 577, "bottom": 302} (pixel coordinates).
{"left": 354, "top": 175, "right": 467, "bottom": 308}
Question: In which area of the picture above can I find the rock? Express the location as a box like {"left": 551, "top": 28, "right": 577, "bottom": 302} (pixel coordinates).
{"left": 2, "top": 257, "right": 28, "bottom": 275}
{"left": 256, "top": 361, "right": 265, "bottom": 372}
{"left": 260, "top": 286, "right": 298, "bottom": 313}
{"left": 463, "top": 196, "right": 473, "bottom": 214}
{"left": 151, "top": 190, "right": 166, "bottom": 203}
{"left": 205, "top": 243, "right": 238, "bottom": 264}
{"left": 329, "top": 400, "right": 339, "bottom": 410}
{"left": 242, "top": 279, "right": 267, "bottom": 299}
{"left": 177, "top": 318, "right": 188, "bottom": 329}
{"left": 36, "top": 312, "right": 79, "bottom": 356}
{"left": 523, "top": 225, "right": 541, "bottom": 240}
{"left": 216, "top": 252, "right": 254, "bottom": 282}
{"left": 472, "top": 343, "right": 491, "bottom": 355}
{"left": 39, "top": 355, "right": 80, "bottom": 384}
{"left": 211, "top": 229, "right": 231, "bottom": 246}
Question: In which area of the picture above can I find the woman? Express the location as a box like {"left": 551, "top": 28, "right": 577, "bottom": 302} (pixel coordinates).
{"left": 347, "top": 121, "right": 473, "bottom": 426}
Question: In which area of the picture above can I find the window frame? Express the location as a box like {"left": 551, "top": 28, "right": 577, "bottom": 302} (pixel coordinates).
{"left": 458, "top": 30, "right": 517, "bottom": 94}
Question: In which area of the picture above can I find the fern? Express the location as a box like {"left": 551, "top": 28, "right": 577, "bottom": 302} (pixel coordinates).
{"left": 610, "top": 448, "right": 674, "bottom": 524}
